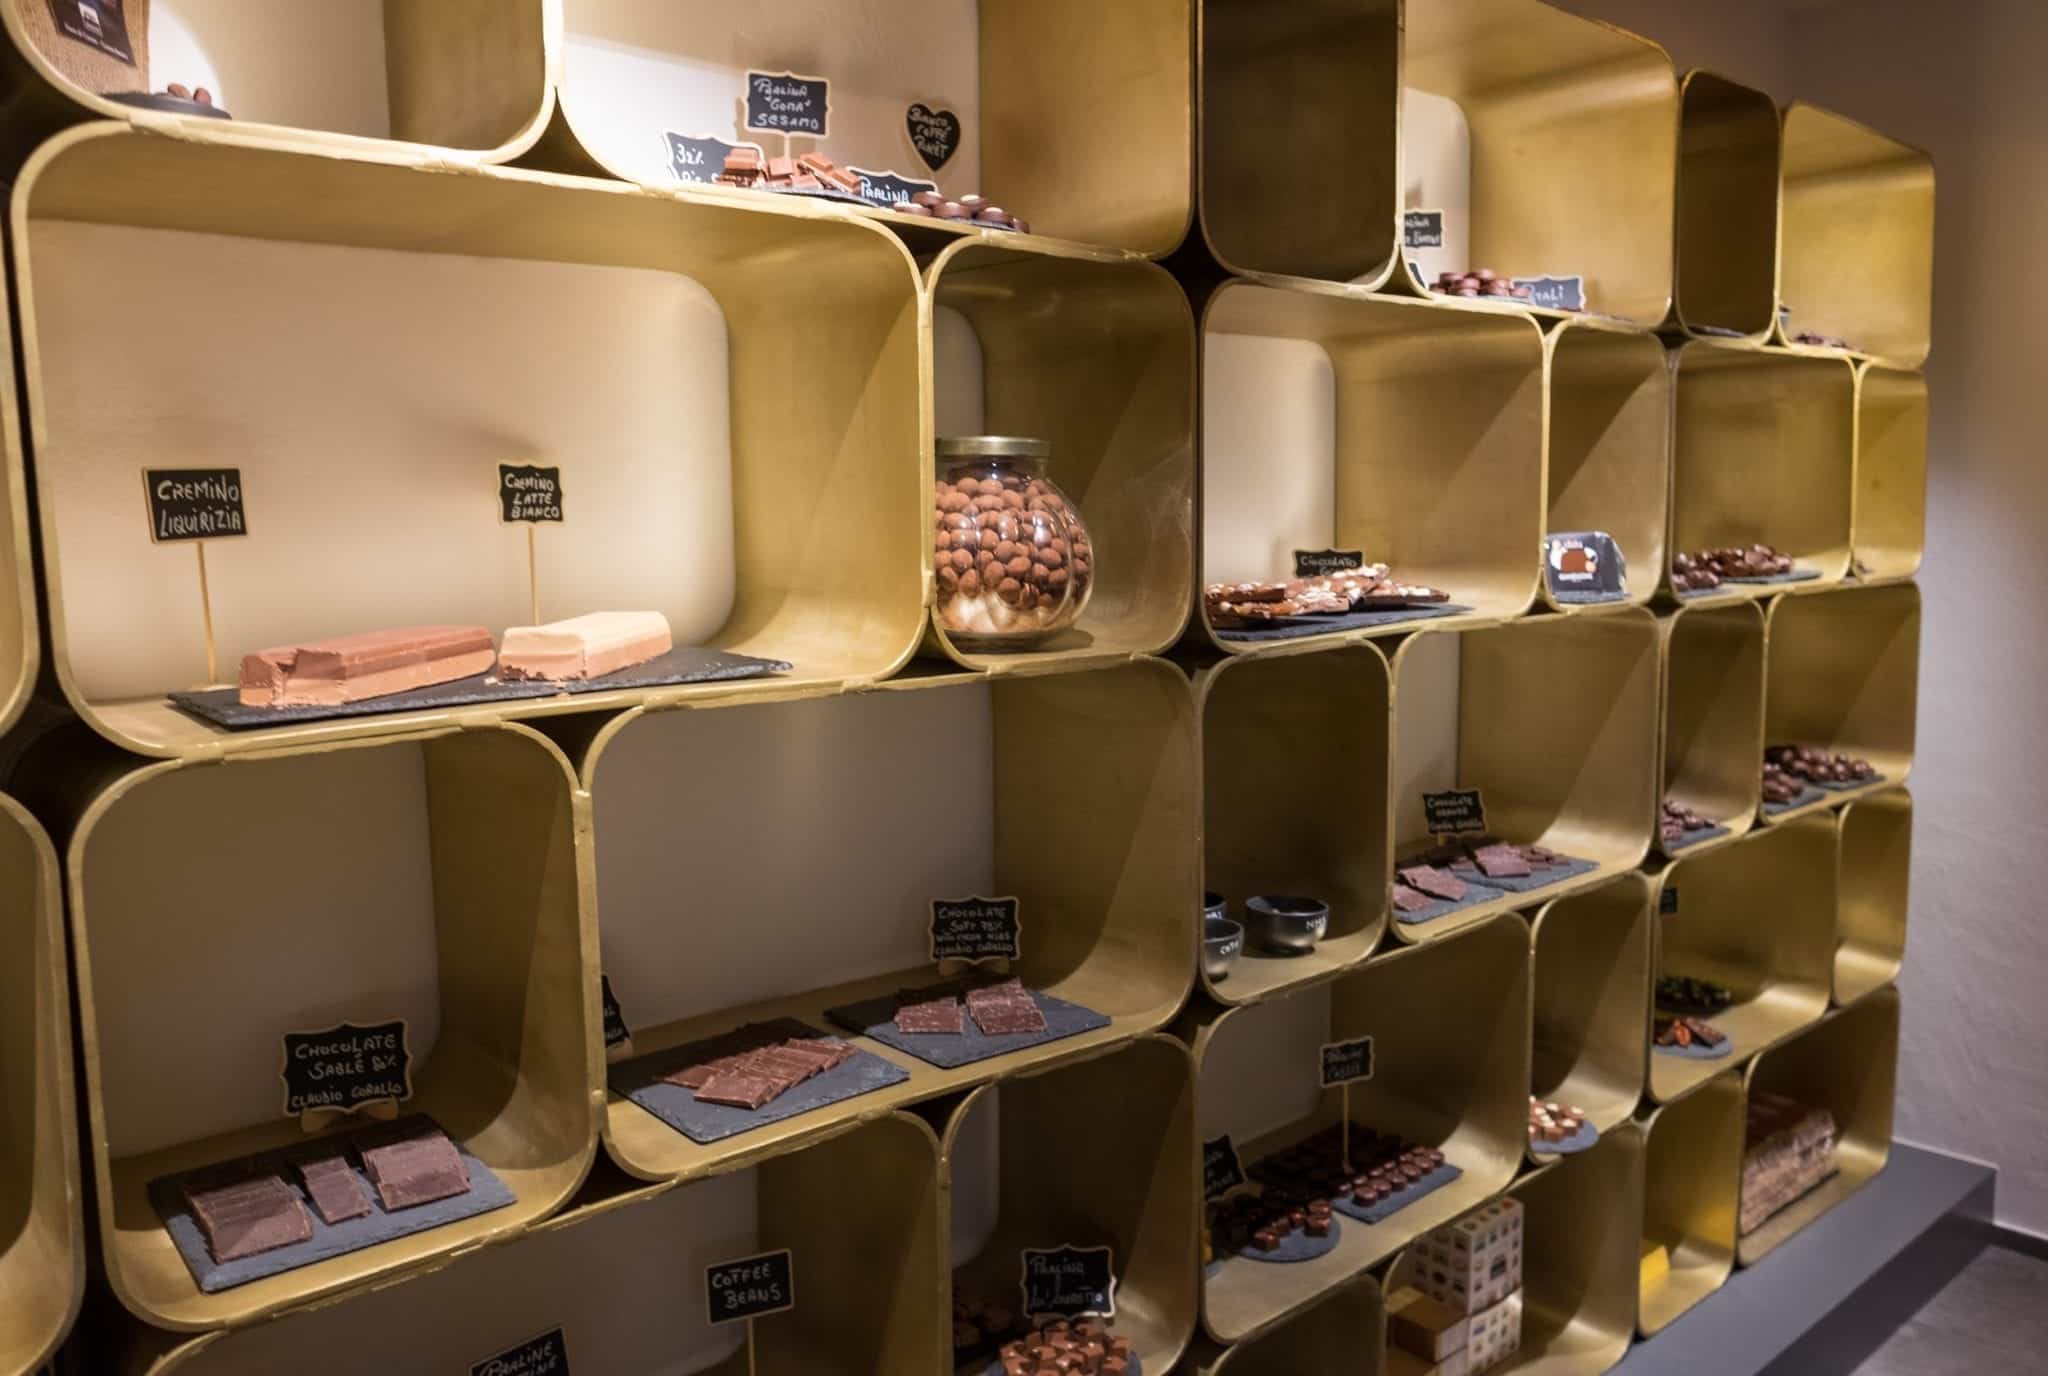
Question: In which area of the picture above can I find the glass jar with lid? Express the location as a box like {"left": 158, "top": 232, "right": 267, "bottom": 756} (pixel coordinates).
{"left": 931, "top": 436, "right": 1095, "bottom": 648}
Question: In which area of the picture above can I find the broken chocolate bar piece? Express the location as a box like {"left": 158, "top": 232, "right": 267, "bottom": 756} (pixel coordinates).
{"left": 895, "top": 991, "right": 965, "bottom": 1035}
{"left": 1398, "top": 864, "right": 1468, "bottom": 903}
{"left": 966, "top": 979, "right": 1048, "bottom": 1035}
{"left": 1474, "top": 845, "right": 1532, "bottom": 879}
{"left": 293, "top": 1152, "right": 371, "bottom": 1225}
{"left": 239, "top": 625, "right": 496, "bottom": 708}
{"left": 694, "top": 1069, "right": 781, "bottom": 1110}
{"left": 185, "top": 1171, "right": 312, "bottom": 1263}
{"left": 1391, "top": 883, "right": 1433, "bottom": 913}
{"left": 360, "top": 1124, "right": 471, "bottom": 1212}
{"left": 496, "top": 610, "right": 672, "bottom": 682}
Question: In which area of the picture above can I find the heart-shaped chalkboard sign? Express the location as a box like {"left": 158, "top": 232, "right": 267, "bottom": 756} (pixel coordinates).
{"left": 906, "top": 102, "right": 961, "bottom": 173}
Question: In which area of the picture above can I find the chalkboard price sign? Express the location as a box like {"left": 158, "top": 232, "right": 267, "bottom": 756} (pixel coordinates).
{"left": 1203, "top": 1135, "right": 1248, "bottom": 1201}
{"left": 1545, "top": 531, "right": 1627, "bottom": 599}
{"left": 1294, "top": 548, "right": 1366, "bottom": 577}
{"left": 666, "top": 131, "right": 746, "bottom": 185}
{"left": 706, "top": 1249, "right": 795, "bottom": 1325}
{"left": 930, "top": 896, "right": 1021, "bottom": 964}
{"left": 1020, "top": 1245, "right": 1118, "bottom": 1321}
{"left": 600, "top": 975, "right": 631, "bottom": 1050}
{"left": 1320, "top": 1035, "right": 1375, "bottom": 1088}
{"left": 500, "top": 464, "right": 564, "bottom": 523}
{"left": 1512, "top": 274, "right": 1587, "bottom": 312}
{"left": 471, "top": 1327, "right": 570, "bottom": 1376}
{"left": 144, "top": 468, "right": 248, "bottom": 543}
{"left": 280, "top": 1020, "right": 412, "bottom": 1118}
{"left": 1424, "top": 788, "right": 1488, "bottom": 836}
{"left": 906, "top": 102, "right": 962, "bottom": 172}
{"left": 850, "top": 166, "right": 940, "bottom": 209}
{"left": 1660, "top": 885, "right": 1680, "bottom": 916}
{"left": 1403, "top": 209, "right": 1446, "bottom": 249}
{"left": 744, "top": 71, "right": 830, "bottom": 138}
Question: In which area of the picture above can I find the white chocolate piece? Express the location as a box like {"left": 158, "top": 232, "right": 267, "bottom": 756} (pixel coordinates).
{"left": 498, "top": 611, "right": 672, "bottom": 682}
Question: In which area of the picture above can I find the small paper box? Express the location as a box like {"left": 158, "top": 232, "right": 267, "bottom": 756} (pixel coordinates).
{"left": 1414, "top": 1197, "right": 1525, "bottom": 1314}
{"left": 1465, "top": 1289, "right": 1524, "bottom": 1374}
{"left": 1388, "top": 1345, "right": 1472, "bottom": 1376}
{"left": 1388, "top": 1285, "right": 1471, "bottom": 1364}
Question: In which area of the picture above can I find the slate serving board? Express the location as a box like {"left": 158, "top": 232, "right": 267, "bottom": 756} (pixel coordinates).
{"left": 826, "top": 984, "right": 1109, "bottom": 1071}
{"left": 610, "top": 1024, "right": 908, "bottom": 1146}
{"left": 1214, "top": 602, "right": 1469, "bottom": 643}
{"left": 1331, "top": 1162, "right": 1465, "bottom": 1224}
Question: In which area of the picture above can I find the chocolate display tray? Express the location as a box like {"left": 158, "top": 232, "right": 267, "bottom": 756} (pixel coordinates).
{"left": 1653, "top": 1037, "right": 1735, "bottom": 1061}
{"left": 1214, "top": 603, "right": 1471, "bottom": 643}
{"left": 1665, "top": 822, "right": 1731, "bottom": 852}
{"left": 825, "top": 983, "right": 1110, "bottom": 1070}
{"left": 1531, "top": 1121, "right": 1601, "bottom": 1157}
{"left": 1552, "top": 587, "right": 1632, "bottom": 606}
{"left": 169, "top": 645, "right": 792, "bottom": 730}
{"left": 1814, "top": 771, "right": 1886, "bottom": 793}
{"left": 1464, "top": 852, "right": 1598, "bottom": 894}
{"left": 149, "top": 1113, "right": 515, "bottom": 1293}
{"left": 610, "top": 1022, "right": 908, "bottom": 1146}
{"left": 1236, "top": 1216, "right": 1341, "bottom": 1264}
{"left": 1394, "top": 883, "right": 1510, "bottom": 928}
{"left": 1762, "top": 783, "right": 1830, "bottom": 816}
{"left": 1330, "top": 1162, "right": 1465, "bottom": 1224}
{"left": 1678, "top": 567, "right": 1823, "bottom": 598}
{"left": 978, "top": 1355, "right": 1143, "bottom": 1376}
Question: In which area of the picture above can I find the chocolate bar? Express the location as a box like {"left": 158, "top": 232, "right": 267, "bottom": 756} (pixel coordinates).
{"left": 184, "top": 1171, "right": 312, "bottom": 1263}
{"left": 360, "top": 1124, "right": 471, "bottom": 1212}
{"left": 695, "top": 1069, "right": 780, "bottom": 1110}
{"left": 1474, "top": 845, "right": 1532, "bottom": 880}
{"left": 966, "top": 979, "right": 1047, "bottom": 1035}
{"left": 1392, "top": 882, "right": 1433, "bottom": 913}
{"left": 293, "top": 1151, "right": 371, "bottom": 1225}
{"left": 1399, "top": 865, "right": 1468, "bottom": 903}
{"left": 894, "top": 992, "right": 964, "bottom": 1035}
{"left": 496, "top": 610, "right": 672, "bottom": 682}
{"left": 239, "top": 625, "right": 496, "bottom": 707}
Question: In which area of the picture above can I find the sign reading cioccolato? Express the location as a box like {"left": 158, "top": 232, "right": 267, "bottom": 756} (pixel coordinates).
{"left": 1424, "top": 788, "right": 1488, "bottom": 836}
{"left": 281, "top": 1019, "right": 412, "bottom": 1118}
{"left": 1294, "top": 548, "right": 1366, "bottom": 577}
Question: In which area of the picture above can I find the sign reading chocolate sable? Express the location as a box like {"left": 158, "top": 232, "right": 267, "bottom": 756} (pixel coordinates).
{"left": 665, "top": 131, "right": 744, "bottom": 185}
{"left": 1021, "top": 1245, "right": 1117, "bottom": 1320}
{"left": 499, "top": 464, "right": 563, "bottom": 523}
{"left": 281, "top": 1019, "right": 412, "bottom": 1118}
{"left": 930, "top": 896, "right": 1021, "bottom": 964}
{"left": 1320, "top": 1035, "right": 1375, "bottom": 1088}
{"left": 1204, "top": 1135, "right": 1248, "bottom": 1200}
{"left": 1404, "top": 209, "right": 1446, "bottom": 249}
{"left": 850, "top": 166, "right": 940, "bottom": 209}
{"left": 1424, "top": 788, "right": 1488, "bottom": 836}
{"left": 1294, "top": 548, "right": 1366, "bottom": 577}
{"left": 706, "top": 1248, "right": 795, "bottom": 1324}
{"left": 144, "top": 468, "right": 247, "bottom": 543}
{"left": 743, "top": 70, "right": 829, "bottom": 138}
{"left": 471, "top": 1327, "right": 570, "bottom": 1376}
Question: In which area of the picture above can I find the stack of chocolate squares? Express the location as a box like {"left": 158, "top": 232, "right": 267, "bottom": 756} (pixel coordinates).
{"left": 661, "top": 1022, "right": 857, "bottom": 1111}
{"left": 1394, "top": 862, "right": 1469, "bottom": 912}
{"left": 994, "top": 1319, "right": 1132, "bottom": 1375}
{"left": 894, "top": 977, "right": 1047, "bottom": 1036}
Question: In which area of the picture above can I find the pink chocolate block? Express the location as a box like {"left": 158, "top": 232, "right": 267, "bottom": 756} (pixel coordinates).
{"left": 239, "top": 625, "right": 496, "bottom": 707}
{"left": 496, "top": 611, "right": 673, "bottom": 683}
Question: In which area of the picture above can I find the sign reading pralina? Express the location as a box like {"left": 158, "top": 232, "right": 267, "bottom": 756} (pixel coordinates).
{"left": 471, "top": 1327, "right": 570, "bottom": 1376}
{"left": 1320, "top": 1035, "right": 1375, "bottom": 1088}
{"left": 706, "top": 1248, "right": 795, "bottom": 1325}
{"left": 281, "top": 1019, "right": 412, "bottom": 1118}
{"left": 145, "top": 468, "right": 247, "bottom": 543}
{"left": 744, "top": 70, "right": 830, "bottom": 138}
{"left": 1020, "top": 1245, "right": 1118, "bottom": 1321}
{"left": 1403, "top": 208, "right": 1446, "bottom": 249}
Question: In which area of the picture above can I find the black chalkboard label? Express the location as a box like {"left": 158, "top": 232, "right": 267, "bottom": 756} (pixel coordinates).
{"left": 930, "top": 896, "right": 1021, "bottom": 964}
{"left": 144, "top": 468, "right": 247, "bottom": 543}
{"left": 1294, "top": 548, "right": 1366, "bottom": 577}
{"left": 744, "top": 70, "right": 830, "bottom": 138}
{"left": 1424, "top": 788, "right": 1488, "bottom": 836}
{"left": 1020, "top": 1245, "right": 1118, "bottom": 1321}
{"left": 1203, "top": 1135, "right": 1248, "bottom": 1201}
{"left": 1545, "top": 531, "right": 1627, "bottom": 597}
{"left": 600, "top": 975, "right": 630, "bottom": 1050}
{"left": 1512, "top": 275, "right": 1587, "bottom": 312}
{"left": 1660, "top": 885, "right": 1679, "bottom": 916}
{"left": 471, "top": 1327, "right": 570, "bottom": 1376}
{"left": 1403, "top": 209, "right": 1445, "bottom": 249}
{"left": 1320, "top": 1036, "right": 1375, "bottom": 1088}
{"left": 665, "top": 131, "right": 746, "bottom": 185}
{"left": 280, "top": 1020, "right": 412, "bottom": 1118}
{"left": 906, "top": 102, "right": 962, "bottom": 172}
{"left": 706, "top": 1249, "right": 795, "bottom": 1325}
{"left": 46, "top": 0, "right": 134, "bottom": 63}
{"left": 850, "top": 166, "right": 940, "bottom": 209}
{"left": 500, "top": 464, "right": 563, "bottom": 523}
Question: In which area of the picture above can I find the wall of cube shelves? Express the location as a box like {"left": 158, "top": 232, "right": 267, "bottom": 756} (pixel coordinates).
{"left": 0, "top": 1, "right": 1935, "bottom": 1373}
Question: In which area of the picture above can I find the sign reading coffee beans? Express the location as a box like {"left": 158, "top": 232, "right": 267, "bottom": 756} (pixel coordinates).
{"left": 499, "top": 464, "right": 564, "bottom": 523}
{"left": 1404, "top": 209, "right": 1446, "bottom": 249}
{"left": 1204, "top": 1135, "right": 1249, "bottom": 1200}
{"left": 743, "top": 71, "right": 830, "bottom": 138}
{"left": 906, "top": 102, "right": 963, "bottom": 172}
{"left": 1512, "top": 274, "right": 1587, "bottom": 312}
{"left": 851, "top": 166, "right": 940, "bottom": 209}
{"left": 281, "top": 1019, "right": 412, "bottom": 1118}
{"left": 144, "top": 468, "right": 247, "bottom": 543}
{"left": 665, "top": 132, "right": 746, "bottom": 186}
{"left": 930, "top": 896, "right": 1021, "bottom": 964}
{"left": 1424, "top": 788, "right": 1488, "bottom": 836}
{"left": 1020, "top": 1245, "right": 1118, "bottom": 1320}
{"left": 1294, "top": 548, "right": 1366, "bottom": 577}
{"left": 706, "top": 1248, "right": 795, "bottom": 1324}
{"left": 1320, "top": 1035, "right": 1375, "bottom": 1088}
{"left": 471, "top": 1327, "right": 570, "bottom": 1376}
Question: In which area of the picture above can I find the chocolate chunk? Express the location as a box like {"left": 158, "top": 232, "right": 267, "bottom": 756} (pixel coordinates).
{"left": 694, "top": 1069, "right": 782, "bottom": 1110}
{"left": 1398, "top": 864, "right": 1467, "bottom": 902}
{"left": 895, "top": 992, "right": 965, "bottom": 1035}
{"left": 360, "top": 1125, "right": 471, "bottom": 1211}
{"left": 186, "top": 1171, "right": 312, "bottom": 1262}
{"left": 293, "top": 1151, "right": 371, "bottom": 1225}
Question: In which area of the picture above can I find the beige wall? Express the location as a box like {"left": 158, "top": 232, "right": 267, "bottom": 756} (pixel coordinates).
{"left": 1562, "top": 0, "right": 2048, "bottom": 1237}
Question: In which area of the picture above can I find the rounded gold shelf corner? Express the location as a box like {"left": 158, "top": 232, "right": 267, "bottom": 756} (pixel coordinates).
{"left": 1852, "top": 365, "right": 1928, "bottom": 584}
{"left": 1530, "top": 874, "right": 1652, "bottom": 1153}
{"left": 1669, "top": 69, "right": 1782, "bottom": 343}
{"left": 1834, "top": 786, "right": 1911, "bottom": 1006}
{"left": 1542, "top": 320, "right": 1671, "bottom": 615}
{"left": 1657, "top": 600, "right": 1766, "bottom": 858}
{"left": 1639, "top": 1070, "right": 1744, "bottom": 1337}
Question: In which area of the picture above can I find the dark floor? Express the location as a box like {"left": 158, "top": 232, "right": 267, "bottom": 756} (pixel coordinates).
{"left": 1849, "top": 1243, "right": 2048, "bottom": 1375}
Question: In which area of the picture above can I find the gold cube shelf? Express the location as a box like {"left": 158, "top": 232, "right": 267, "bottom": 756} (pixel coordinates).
{"left": 117, "top": 1114, "right": 946, "bottom": 1374}
{"left": 0, "top": 0, "right": 551, "bottom": 165}
{"left": 25, "top": 722, "right": 597, "bottom": 1331}
{"left": 11, "top": 123, "right": 926, "bottom": 759}
{"left": 1389, "top": 612, "right": 1659, "bottom": 945}
{"left": 0, "top": 795, "right": 81, "bottom": 1375}
{"left": 1778, "top": 104, "right": 1935, "bottom": 367}
{"left": 1669, "top": 70, "right": 1782, "bottom": 343}
{"left": 1668, "top": 342, "right": 1855, "bottom": 603}
{"left": 1530, "top": 876, "right": 1652, "bottom": 1156}
{"left": 0, "top": 271, "right": 34, "bottom": 738}
{"left": 1541, "top": 321, "right": 1671, "bottom": 615}
{"left": 1762, "top": 582, "right": 1921, "bottom": 822}
{"left": 1852, "top": 366, "right": 1929, "bottom": 583}
{"left": 1835, "top": 788, "right": 1912, "bottom": 1007}
{"left": 1738, "top": 987, "right": 1900, "bottom": 1266}
{"left": 1197, "top": 280, "right": 1543, "bottom": 653}
{"left": 1199, "top": 643, "right": 1393, "bottom": 1005}
{"left": 943, "top": 1036, "right": 1199, "bottom": 1375}
{"left": 1638, "top": 1072, "right": 1743, "bottom": 1337}
{"left": 578, "top": 659, "right": 1199, "bottom": 1183}
{"left": 1657, "top": 601, "right": 1766, "bottom": 859}
{"left": 543, "top": 0, "right": 1194, "bottom": 258}
{"left": 1186, "top": 1277, "right": 1383, "bottom": 1375}
{"left": 1649, "top": 817, "right": 1836, "bottom": 1106}
{"left": 1188, "top": 915, "right": 1528, "bottom": 1345}
{"left": 925, "top": 236, "right": 1196, "bottom": 672}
